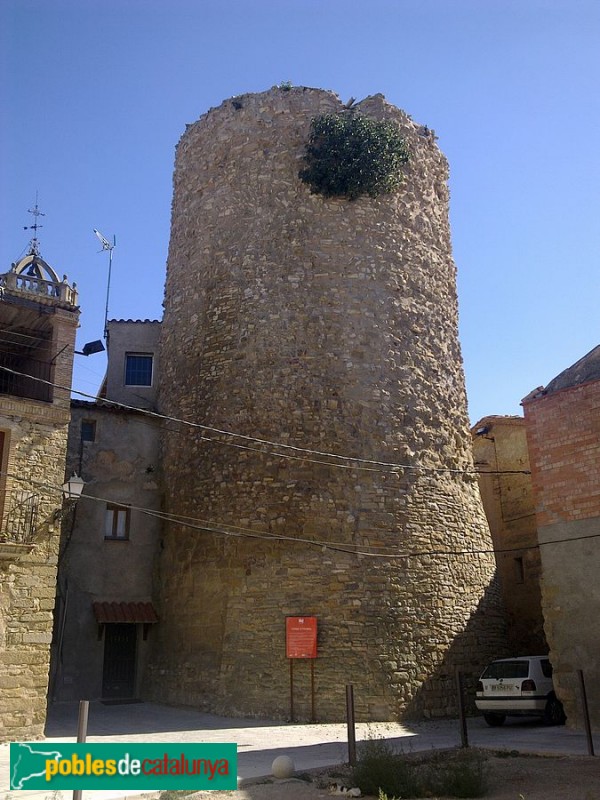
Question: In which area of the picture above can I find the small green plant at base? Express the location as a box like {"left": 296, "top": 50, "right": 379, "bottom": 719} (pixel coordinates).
{"left": 352, "top": 739, "right": 489, "bottom": 799}
{"left": 378, "top": 789, "right": 401, "bottom": 800}
{"left": 351, "top": 738, "right": 421, "bottom": 798}
{"left": 425, "top": 749, "right": 489, "bottom": 798}
{"left": 299, "top": 113, "right": 409, "bottom": 201}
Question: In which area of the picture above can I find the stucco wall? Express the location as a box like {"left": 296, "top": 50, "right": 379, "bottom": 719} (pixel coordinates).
{"left": 104, "top": 320, "right": 161, "bottom": 410}
{"left": 50, "top": 402, "right": 162, "bottom": 702}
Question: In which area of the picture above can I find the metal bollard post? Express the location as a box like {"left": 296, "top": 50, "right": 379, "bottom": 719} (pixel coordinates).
{"left": 577, "top": 670, "right": 595, "bottom": 756}
{"left": 346, "top": 684, "right": 357, "bottom": 766}
{"left": 73, "top": 700, "right": 89, "bottom": 800}
{"left": 455, "top": 668, "right": 469, "bottom": 748}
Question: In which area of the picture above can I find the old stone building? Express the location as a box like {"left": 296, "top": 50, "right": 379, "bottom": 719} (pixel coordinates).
{"left": 522, "top": 346, "right": 600, "bottom": 729}
{"left": 50, "top": 320, "right": 162, "bottom": 703}
{"left": 0, "top": 239, "right": 79, "bottom": 741}
{"left": 472, "top": 416, "right": 546, "bottom": 654}
{"left": 148, "top": 87, "right": 507, "bottom": 721}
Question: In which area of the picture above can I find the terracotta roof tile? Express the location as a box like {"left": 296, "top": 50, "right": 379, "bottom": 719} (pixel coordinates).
{"left": 543, "top": 344, "right": 600, "bottom": 395}
{"left": 92, "top": 601, "right": 158, "bottom": 624}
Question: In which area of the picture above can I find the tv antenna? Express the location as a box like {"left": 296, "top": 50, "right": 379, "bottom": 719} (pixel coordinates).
{"left": 94, "top": 228, "right": 116, "bottom": 339}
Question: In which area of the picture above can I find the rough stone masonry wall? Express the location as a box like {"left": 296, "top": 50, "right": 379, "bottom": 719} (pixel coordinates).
{"left": 472, "top": 416, "right": 546, "bottom": 655}
{"left": 0, "top": 401, "right": 70, "bottom": 741}
{"left": 150, "top": 87, "right": 507, "bottom": 721}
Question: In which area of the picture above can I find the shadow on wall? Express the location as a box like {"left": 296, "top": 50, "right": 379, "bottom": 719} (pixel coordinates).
{"left": 404, "top": 572, "right": 510, "bottom": 719}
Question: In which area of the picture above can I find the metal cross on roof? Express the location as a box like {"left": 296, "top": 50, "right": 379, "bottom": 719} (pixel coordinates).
{"left": 23, "top": 194, "right": 45, "bottom": 256}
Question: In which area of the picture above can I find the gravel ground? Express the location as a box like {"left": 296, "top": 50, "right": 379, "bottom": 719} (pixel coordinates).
{"left": 183, "top": 752, "right": 600, "bottom": 800}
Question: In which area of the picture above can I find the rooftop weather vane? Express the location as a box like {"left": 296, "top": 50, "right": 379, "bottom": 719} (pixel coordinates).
{"left": 24, "top": 193, "right": 45, "bottom": 256}
{"left": 94, "top": 228, "right": 116, "bottom": 340}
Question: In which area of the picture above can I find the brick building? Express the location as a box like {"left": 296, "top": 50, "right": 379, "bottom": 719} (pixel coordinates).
{"left": 522, "top": 345, "right": 600, "bottom": 729}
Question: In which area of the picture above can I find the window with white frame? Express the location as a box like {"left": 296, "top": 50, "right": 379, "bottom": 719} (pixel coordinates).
{"left": 104, "top": 504, "right": 130, "bottom": 540}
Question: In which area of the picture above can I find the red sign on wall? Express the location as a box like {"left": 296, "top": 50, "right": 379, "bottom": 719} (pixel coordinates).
{"left": 286, "top": 616, "right": 317, "bottom": 659}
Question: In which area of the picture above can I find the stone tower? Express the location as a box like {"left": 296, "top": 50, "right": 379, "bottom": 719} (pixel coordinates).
{"left": 151, "top": 87, "right": 506, "bottom": 720}
{"left": 0, "top": 234, "right": 80, "bottom": 741}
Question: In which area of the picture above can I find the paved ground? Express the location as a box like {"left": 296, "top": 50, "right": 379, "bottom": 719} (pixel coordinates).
{"left": 2, "top": 701, "right": 597, "bottom": 800}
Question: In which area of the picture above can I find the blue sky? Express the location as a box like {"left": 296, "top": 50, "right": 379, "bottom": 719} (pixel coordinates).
{"left": 1, "top": 0, "right": 598, "bottom": 425}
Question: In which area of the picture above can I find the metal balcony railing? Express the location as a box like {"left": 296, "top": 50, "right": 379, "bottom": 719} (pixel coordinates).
{"left": 0, "top": 356, "right": 52, "bottom": 402}
{"left": 0, "top": 491, "right": 39, "bottom": 545}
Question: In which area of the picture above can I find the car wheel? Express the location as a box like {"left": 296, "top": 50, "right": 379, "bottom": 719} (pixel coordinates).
{"left": 483, "top": 712, "right": 506, "bottom": 727}
{"left": 543, "top": 695, "right": 566, "bottom": 726}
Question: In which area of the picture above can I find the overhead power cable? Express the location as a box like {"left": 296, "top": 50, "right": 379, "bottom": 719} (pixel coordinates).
{"left": 0, "top": 365, "right": 531, "bottom": 477}
{"left": 64, "top": 492, "right": 600, "bottom": 558}
{"left": 5, "top": 470, "right": 597, "bottom": 561}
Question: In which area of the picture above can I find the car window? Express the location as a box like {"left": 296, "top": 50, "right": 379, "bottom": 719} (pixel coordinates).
{"left": 541, "top": 659, "right": 553, "bottom": 678}
{"left": 482, "top": 660, "right": 529, "bottom": 679}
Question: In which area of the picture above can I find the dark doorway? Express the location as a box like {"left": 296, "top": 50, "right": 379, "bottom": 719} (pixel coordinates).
{"left": 102, "top": 624, "right": 137, "bottom": 698}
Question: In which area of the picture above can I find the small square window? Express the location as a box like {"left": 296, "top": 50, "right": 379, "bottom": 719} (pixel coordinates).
{"left": 125, "top": 354, "right": 153, "bottom": 386}
{"left": 81, "top": 420, "right": 96, "bottom": 442}
{"left": 105, "top": 504, "right": 130, "bottom": 540}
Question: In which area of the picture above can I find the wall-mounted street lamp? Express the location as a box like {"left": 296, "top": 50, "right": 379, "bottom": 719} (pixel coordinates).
{"left": 74, "top": 339, "right": 105, "bottom": 357}
{"left": 62, "top": 473, "right": 85, "bottom": 501}
{"left": 56, "top": 475, "right": 85, "bottom": 562}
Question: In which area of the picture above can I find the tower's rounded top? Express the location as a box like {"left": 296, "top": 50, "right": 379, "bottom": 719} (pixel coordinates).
{"left": 11, "top": 252, "right": 61, "bottom": 284}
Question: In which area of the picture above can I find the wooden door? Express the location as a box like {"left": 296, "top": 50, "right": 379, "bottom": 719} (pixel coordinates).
{"left": 102, "top": 623, "right": 137, "bottom": 698}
